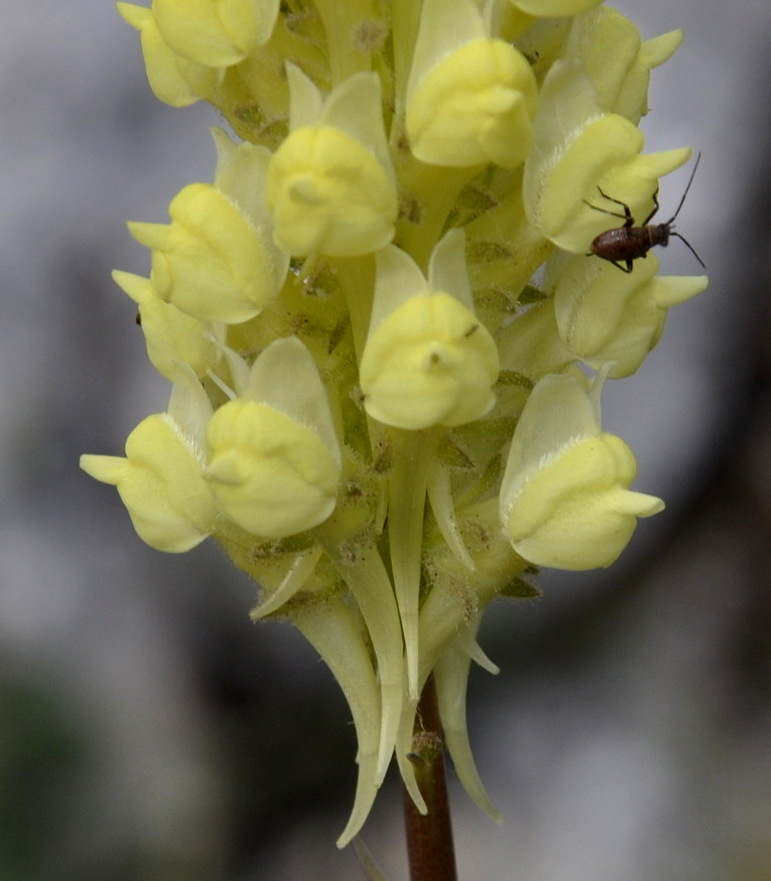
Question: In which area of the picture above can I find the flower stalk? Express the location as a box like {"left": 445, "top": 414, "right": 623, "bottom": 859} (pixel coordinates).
{"left": 402, "top": 675, "right": 458, "bottom": 881}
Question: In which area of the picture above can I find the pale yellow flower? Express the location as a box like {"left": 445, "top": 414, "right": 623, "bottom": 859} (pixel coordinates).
{"left": 500, "top": 372, "right": 664, "bottom": 569}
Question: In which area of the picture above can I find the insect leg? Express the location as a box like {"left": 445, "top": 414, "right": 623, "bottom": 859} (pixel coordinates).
{"left": 595, "top": 187, "right": 633, "bottom": 226}
{"left": 601, "top": 258, "right": 634, "bottom": 273}
{"left": 641, "top": 188, "right": 660, "bottom": 226}
{"left": 583, "top": 199, "right": 628, "bottom": 221}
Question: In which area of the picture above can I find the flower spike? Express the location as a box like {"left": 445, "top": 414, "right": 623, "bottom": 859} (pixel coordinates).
{"left": 85, "top": 1, "right": 708, "bottom": 850}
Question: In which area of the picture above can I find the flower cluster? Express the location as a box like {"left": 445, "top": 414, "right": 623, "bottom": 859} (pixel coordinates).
{"left": 82, "top": 0, "right": 707, "bottom": 845}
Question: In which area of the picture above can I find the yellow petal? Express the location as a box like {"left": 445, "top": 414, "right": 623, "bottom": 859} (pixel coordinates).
{"left": 407, "top": 39, "right": 537, "bottom": 168}
{"left": 266, "top": 126, "right": 397, "bottom": 256}
{"left": 500, "top": 373, "right": 663, "bottom": 570}
{"left": 206, "top": 401, "right": 340, "bottom": 538}
{"left": 112, "top": 270, "right": 223, "bottom": 379}
{"left": 153, "top": 0, "right": 279, "bottom": 67}
{"left": 117, "top": 2, "right": 216, "bottom": 107}
{"left": 81, "top": 414, "right": 215, "bottom": 552}
{"left": 361, "top": 292, "right": 499, "bottom": 429}
{"left": 130, "top": 182, "right": 284, "bottom": 323}
{"left": 513, "top": 0, "right": 604, "bottom": 15}
{"left": 504, "top": 433, "right": 663, "bottom": 570}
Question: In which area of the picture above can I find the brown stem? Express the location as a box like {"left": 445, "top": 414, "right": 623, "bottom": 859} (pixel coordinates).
{"left": 401, "top": 674, "right": 458, "bottom": 881}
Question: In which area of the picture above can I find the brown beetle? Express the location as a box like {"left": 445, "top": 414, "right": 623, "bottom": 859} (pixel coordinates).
{"left": 585, "top": 153, "right": 705, "bottom": 273}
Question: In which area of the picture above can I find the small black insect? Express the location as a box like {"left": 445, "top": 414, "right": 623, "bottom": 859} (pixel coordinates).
{"left": 584, "top": 153, "right": 705, "bottom": 273}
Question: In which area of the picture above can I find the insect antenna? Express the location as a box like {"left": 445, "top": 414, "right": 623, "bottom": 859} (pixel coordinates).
{"left": 666, "top": 151, "right": 701, "bottom": 224}
{"left": 670, "top": 231, "right": 706, "bottom": 268}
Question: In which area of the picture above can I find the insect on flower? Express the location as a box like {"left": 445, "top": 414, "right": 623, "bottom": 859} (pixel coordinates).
{"left": 585, "top": 153, "right": 705, "bottom": 273}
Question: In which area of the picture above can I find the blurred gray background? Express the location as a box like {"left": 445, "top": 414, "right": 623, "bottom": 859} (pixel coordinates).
{"left": 1, "top": 1, "right": 769, "bottom": 879}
